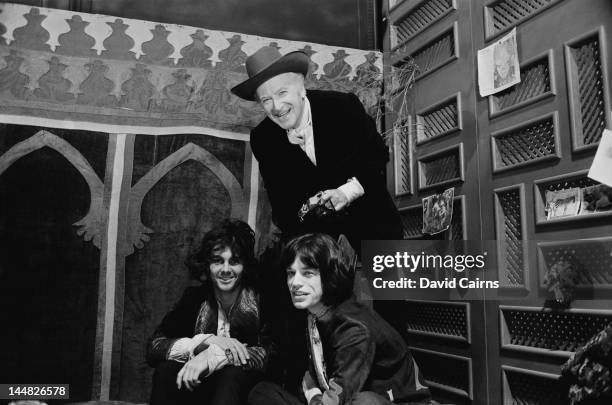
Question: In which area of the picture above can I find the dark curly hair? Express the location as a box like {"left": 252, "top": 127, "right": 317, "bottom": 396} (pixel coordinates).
{"left": 186, "top": 219, "right": 257, "bottom": 288}
{"left": 280, "top": 233, "right": 354, "bottom": 306}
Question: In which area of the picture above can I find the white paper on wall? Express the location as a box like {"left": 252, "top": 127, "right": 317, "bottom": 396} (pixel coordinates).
{"left": 588, "top": 128, "right": 612, "bottom": 187}
{"left": 477, "top": 28, "right": 521, "bottom": 97}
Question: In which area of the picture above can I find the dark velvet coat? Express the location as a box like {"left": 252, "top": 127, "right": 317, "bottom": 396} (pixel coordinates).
{"left": 310, "top": 298, "right": 431, "bottom": 404}
{"left": 251, "top": 90, "right": 403, "bottom": 248}
{"left": 146, "top": 285, "right": 275, "bottom": 373}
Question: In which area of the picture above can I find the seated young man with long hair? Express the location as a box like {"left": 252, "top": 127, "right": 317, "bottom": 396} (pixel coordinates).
{"left": 249, "top": 233, "right": 432, "bottom": 405}
{"left": 147, "top": 219, "right": 274, "bottom": 405}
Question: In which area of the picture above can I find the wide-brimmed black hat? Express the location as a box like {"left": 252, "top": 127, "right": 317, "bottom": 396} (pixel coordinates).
{"left": 231, "top": 46, "right": 310, "bottom": 101}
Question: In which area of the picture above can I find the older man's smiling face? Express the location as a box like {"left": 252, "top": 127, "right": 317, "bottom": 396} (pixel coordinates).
{"left": 256, "top": 72, "right": 306, "bottom": 130}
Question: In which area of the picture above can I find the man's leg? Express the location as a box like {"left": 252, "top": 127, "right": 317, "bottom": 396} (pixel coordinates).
{"left": 208, "top": 366, "right": 261, "bottom": 405}
{"left": 248, "top": 381, "right": 304, "bottom": 405}
{"left": 351, "top": 391, "right": 394, "bottom": 405}
{"left": 150, "top": 360, "right": 196, "bottom": 405}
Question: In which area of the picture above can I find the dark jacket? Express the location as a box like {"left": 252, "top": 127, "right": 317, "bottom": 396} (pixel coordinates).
{"left": 250, "top": 90, "right": 403, "bottom": 249}
{"left": 311, "top": 298, "right": 431, "bottom": 404}
{"left": 146, "top": 285, "right": 276, "bottom": 373}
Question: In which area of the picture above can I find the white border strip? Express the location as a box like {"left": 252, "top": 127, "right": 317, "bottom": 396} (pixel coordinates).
{"left": 0, "top": 114, "right": 251, "bottom": 141}
{"left": 100, "top": 133, "right": 126, "bottom": 400}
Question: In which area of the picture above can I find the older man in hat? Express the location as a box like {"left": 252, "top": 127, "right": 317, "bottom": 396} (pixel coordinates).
{"left": 231, "top": 46, "right": 403, "bottom": 251}
{"left": 231, "top": 46, "right": 404, "bottom": 399}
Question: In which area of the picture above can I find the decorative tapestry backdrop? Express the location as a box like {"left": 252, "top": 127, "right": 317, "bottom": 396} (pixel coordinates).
{"left": 0, "top": 2, "right": 382, "bottom": 134}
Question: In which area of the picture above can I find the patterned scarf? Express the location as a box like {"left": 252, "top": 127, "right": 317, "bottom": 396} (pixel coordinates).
{"left": 308, "top": 313, "right": 330, "bottom": 391}
{"left": 193, "top": 287, "right": 259, "bottom": 337}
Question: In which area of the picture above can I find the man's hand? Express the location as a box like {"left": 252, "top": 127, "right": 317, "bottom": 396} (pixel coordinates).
{"left": 320, "top": 189, "right": 349, "bottom": 211}
{"left": 205, "top": 335, "right": 249, "bottom": 366}
{"left": 176, "top": 351, "right": 209, "bottom": 391}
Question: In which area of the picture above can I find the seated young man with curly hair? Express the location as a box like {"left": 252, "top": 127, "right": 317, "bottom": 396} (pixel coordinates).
{"left": 147, "top": 219, "right": 275, "bottom": 405}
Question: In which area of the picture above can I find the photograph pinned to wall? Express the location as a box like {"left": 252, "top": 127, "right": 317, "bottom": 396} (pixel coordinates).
{"left": 477, "top": 28, "right": 521, "bottom": 97}
{"left": 579, "top": 184, "right": 612, "bottom": 215}
{"left": 545, "top": 187, "right": 581, "bottom": 219}
{"left": 422, "top": 188, "right": 454, "bottom": 235}
{"left": 588, "top": 128, "right": 612, "bottom": 187}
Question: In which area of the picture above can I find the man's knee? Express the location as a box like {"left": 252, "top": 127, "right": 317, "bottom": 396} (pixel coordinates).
{"left": 215, "top": 365, "right": 253, "bottom": 385}
{"left": 150, "top": 361, "right": 186, "bottom": 405}
{"left": 351, "top": 391, "right": 393, "bottom": 405}
{"left": 212, "top": 365, "right": 261, "bottom": 401}
{"left": 248, "top": 381, "right": 286, "bottom": 405}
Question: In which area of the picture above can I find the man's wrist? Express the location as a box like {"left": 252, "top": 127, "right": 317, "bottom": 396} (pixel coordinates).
{"left": 189, "top": 334, "right": 209, "bottom": 357}
{"left": 304, "top": 387, "right": 323, "bottom": 404}
{"left": 337, "top": 177, "right": 364, "bottom": 205}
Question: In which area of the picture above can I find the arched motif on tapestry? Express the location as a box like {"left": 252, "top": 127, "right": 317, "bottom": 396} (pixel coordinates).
{"left": 126, "top": 142, "right": 247, "bottom": 255}
{"left": 0, "top": 130, "right": 105, "bottom": 248}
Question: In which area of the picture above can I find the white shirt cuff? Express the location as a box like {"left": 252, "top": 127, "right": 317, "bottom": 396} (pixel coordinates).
{"left": 337, "top": 177, "right": 364, "bottom": 204}
{"left": 168, "top": 337, "right": 192, "bottom": 362}
{"left": 304, "top": 387, "right": 323, "bottom": 404}
{"left": 168, "top": 334, "right": 214, "bottom": 362}
{"left": 188, "top": 334, "right": 209, "bottom": 357}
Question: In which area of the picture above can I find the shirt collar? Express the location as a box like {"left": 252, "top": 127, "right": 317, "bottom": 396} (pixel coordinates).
{"left": 286, "top": 96, "right": 312, "bottom": 145}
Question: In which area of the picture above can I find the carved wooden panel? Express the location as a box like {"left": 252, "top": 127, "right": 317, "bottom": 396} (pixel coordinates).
{"left": 393, "top": 121, "right": 413, "bottom": 197}
{"left": 417, "top": 143, "right": 464, "bottom": 190}
{"left": 411, "top": 347, "right": 473, "bottom": 399}
{"left": 484, "top": 0, "right": 564, "bottom": 40}
{"left": 501, "top": 366, "right": 566, "bottom": 405}
{"left": 391, "top": 0, "right": 456, "bottom": 49}
{"left": 491, "top": 112, "right": 560, "bottom": 173}
{"left": 564, "top": 27, "right": 611, "bottom": 152}
{"left": 537, "top": 237, "right": 612, "bottom": 289}
{"left": 500, "top": 306, "right": 612, "bottom": 356}
{"left": 416, "top": 92, "right": 462, "bottom": 145}
{"left": 399, "top": 203, "right": 423, "bottom": 239}
{"left": 407, "top": 22, "right": 459, "bottom": 80}
{"left": 494, "top": 184, "right": 528, "bottom": 288}
{"left": 449, "top": 194, "right": 466, "bottom": 240}
{"left": 405, "top": 300, "right": 471, "bottom": 342}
